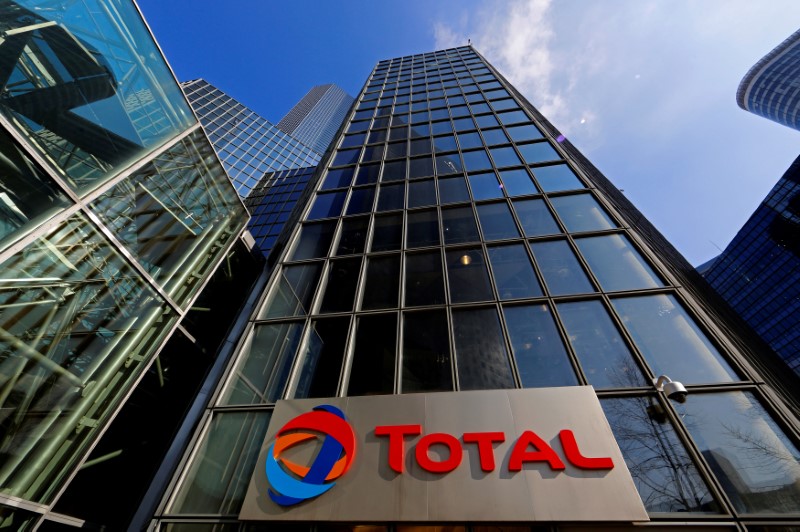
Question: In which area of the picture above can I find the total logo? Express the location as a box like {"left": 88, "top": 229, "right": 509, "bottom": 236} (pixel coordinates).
{"left": 266, "top": 403, "right": 614, "bottom": 507}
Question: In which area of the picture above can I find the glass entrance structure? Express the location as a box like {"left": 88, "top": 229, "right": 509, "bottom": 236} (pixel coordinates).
{"left": 150, "top": 47, "right": 800, "bottom": 531}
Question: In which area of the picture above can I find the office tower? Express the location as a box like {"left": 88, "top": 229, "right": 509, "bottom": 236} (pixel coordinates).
{"left": 702, "top": 155, "right": 800, "bottom": 375}
{"left": 277, "top": 83, "right": 355, "bottom": 154}
{"left": 0, "top": 1, "right": 261, "bottom": 529}
{"left": 737, "top": 28, "right": 800, "bottom": 130}
{"left": 148, "top": 47, "right": 800, "bottom": 530}
{"left": 182, "top": 79, "right": 322, "bottom": 197}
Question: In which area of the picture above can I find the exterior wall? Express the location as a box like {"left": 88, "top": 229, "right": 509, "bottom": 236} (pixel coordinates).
{"left": 277, "top": 84, "right": 355, "bottom": 154}
{"left": 182, "top": 79, "right": 322, "bottom": 198}
{"left": 151, "top": 47, "right": 800, "bottom": 530}
{"left": 737, "top": 28, "right": 800, "bottom": 130}
{"left": 703, "top": 155, "right": 800, "bottom": 376}
{"left": 0, "top": 1, "right": 253, "bottom": 529}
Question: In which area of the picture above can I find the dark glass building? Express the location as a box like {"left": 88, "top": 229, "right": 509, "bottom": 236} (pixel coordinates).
{"left": 702, "top": 155, "right": 800, "bottom": 376}
{"left": 277, "top": 84, "right": 355, "bottom": 154}
{"left": 148, "top": 46, "right": 800, "bottom": 530}
{"left": 182, "top": 79, "right": 322, "bottom": 197}
{"left": 737, "top": 28, "right": 800, "bottom": 130}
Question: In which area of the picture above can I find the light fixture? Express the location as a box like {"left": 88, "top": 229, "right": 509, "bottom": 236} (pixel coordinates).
{"left": 459, "top": 254, "right": 472, "bottom": 266}
{"left": 653, "top": 375, "right": 688, "bottom": 403}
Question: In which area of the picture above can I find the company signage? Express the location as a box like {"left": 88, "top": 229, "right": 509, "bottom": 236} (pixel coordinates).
{"left": 240, "top": 387, "right": 649, "bottom": 522}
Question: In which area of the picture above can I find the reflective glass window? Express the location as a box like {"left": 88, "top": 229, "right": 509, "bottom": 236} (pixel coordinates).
{"left": 407, "top": 209, "right": 440, "bottom": 248}
{"left": 513, "top": 198, "right": 560, "bottom": 236}
{"left": 402, "top": 310, "right": 453, "bottom": 392}
{"left": 361, "top": 145, "right": 384, "bottom": 163}
{"left": 550, "top": 193, "right": 616, "bottom": 232}
{"left": 346, "top": 187, "right": 375, "bottom": 215}
{"left": 487, "top": 244, "right": 543, "bottom": 299}
{"left": 446, "top": 248, "right": 494, "bottom": 303}
{"left": 431, "top": 120, "right": 453, "bottom": 135}
{"left": 362, "top": 255, "right": 401, "bottom": 310}
{"left": 332, "top": 149, "right": 360, "bottom": 166}
{"left": 518, "top": 142, "right": 560, "bottom": 164}
{"left": 341, "top": 133, "right": 367, "bottom": 148}
{"left": 497, "top": 110, "right": 529, "bottom": 125}
{"left": 491, "top": 98, "right": 518, "bottom": 111}
{"left": 506, "top": 124, "right": 543, "bottom": 142}
{"left": 490, "top": 146, "right": 523, "bottom": 168}
{"left": 676, "top": 392, "right": 800, "bottom": 514}
{"left": 611, "top": 295, "right": 739, "bottom": 384}
{"left": 382, "top": 160, "right": 407, "bottom": 181}
{"left": 433, "top": 134, "right": 457, "bottom": 153}
{"left": 321, "top": 167, "right": 354, "bottom": 190}
{"left": 532, "top": 164, "right": 584, "bottom": 192}
{"left": 371, "top": 213, "right": 403, "bottom": 252}
{"left": 453, "top": 308, "right": 515, "bottom": 390}
{"left": 475, "top": 114, "right": 500, "bottom": 128}
{"left": 410, "top": 138, "right": 432, "bottom": 156}
{"left": 307, "top": 191, "right": 347, "bottom": 220}
{"left": 291, "top": 221, "right": 336, "bottom": 260}
{"left": 601, "top": 398, "right": 720, "bottom": 513}
{"left": 442, "top": 206, "right": 480, "bottom": 244}
{"left": 386, "top": 141, "right": 406, "bottom": 159}
{"left": 260, "top": 263, "right": 323, "bottom": 318}
{"left": 454, "top": 117, "right": 476, "bottom": 131}
{"left": 503, "top": 304, "right": 577, "bottom": 388}
{"left": 462, "top": 149, "right": 493, "bottom": 172}
{"left": 348, "top": 314, "right": 397, "bottom": 396}
{"left": 476, "top": 202, "right": 520, "bottom": 240}
{"left": 469, "top": 172, "right": 504, "bottom": 200}
{"left": 389, "top": 126, "right": 408, "bottom": 141}
{"left": 405, "top": 251, "right": 445, "bottom": 306}
{"left": 294, "top": 318, "right": 349, "bottom": 398}
{"left": 575, "top": 234, "right": 663, "bottom": 291}
{"left": 319, "top": 258, "right": 362, "bottom": 313}
{"left": 408, "top": 179, "right": 437, "bottom": 208}
{"left": 435, "top": 153, "right": 463, "bottom": 175}
{"left": 336, "top": 217, "right": 369, "bottom": 256}
{"left": 457, "top": 132, "right": 483, "bottom": 149}
{"left": 530, "top": 240, "right": 594, "bottom": 295}
{"left": 354, "top": 163, "right": 381, "bottom": 185}
{"left": 557, "top": 301, "right": 646, "bottom": 388}
{"left": 439, "top": 175, "right": 470, "bottom": 203}
{"left": 482, "top": 128, "right": 510, "bottom": 146}
{"left": 409, "top": 156, "right": 434, "bottom": 179}
{"left": 368, "top": 129, "right": 387, "bottom": 143}
{"left": 499, "top": 169, "right": 538, "bottom": 196}
{"left": 377, "top": 182, "right": 405, "bottom": 211}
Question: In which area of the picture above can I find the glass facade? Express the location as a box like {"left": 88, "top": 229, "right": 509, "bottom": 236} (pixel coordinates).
{"left": 182, "top": 79, "right": 321, "bottom": 197}
{"left": 154, "top": 46, "right": 800, "bottom": 531}
{"left": 276, "top": 84, "right": 355, "bottom": 154}
{"left": 0, "top": 1, "right": 252, "bottom": 529}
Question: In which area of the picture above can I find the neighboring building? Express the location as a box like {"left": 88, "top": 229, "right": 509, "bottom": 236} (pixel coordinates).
{"left": 245, "top": 166, "right": 318, "bottom": 257}
{"left": 703, "top": 155, "right": 800, "bottom": 375}
{"left": 182, "top": 79, "right": 322, "bottom": 197}
{"left": 276, "top": 83, "right": 354, "bottom": 154}
{"left": 737, "top": 28, "right": 800, "bottom": 130}
{"left": 147, "top": 46, "right": 800, "bottom": 530}
{"left": 0, "top": 1, "right": 262, "bottom": 529}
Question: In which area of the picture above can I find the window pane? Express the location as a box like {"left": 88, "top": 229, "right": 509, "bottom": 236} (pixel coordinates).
{"left": 348, "top": 314, "right": 397, "bottom": 396}
{"left": 550, "top": 193, "right": 616, "bottom": 232}
{"left": 490, "top": 146, "right": 523, "bottom": 168}
{"left": 433, "top": 134, "right": 457, "bottom": 153}
{"left": 436, "top": 153, "right": 464, "bottom": 175}
{"left": 408, "top": 179, "right": 437, "bottom": 208}
{"left": 530, "top": 240, "right": 594, "bottom": 295}
{"left": 503, "top": 304, "right": 577, "bottom": 388}
{"left": 346, "top": 187, "right": 375, "bottom": 215}
{"left": 487, "top": 244, "right": 543, "bottom": 299}
{"left": 482, "top": 128, "right": 509, "bottom": 146}
{"left": 506, "top": 124, "right": 544, "bottom": 142}
{"left": 513, "top": 198, "right": 560, "bottom": 236}
{"left": 221, "top": 323, "right": 303, "bottom": 404}
{"left": 532, "top": 164, "right": 584, "bottom": 192}
{"left": 169, "top": 412, "right": 270, "bottom": 515}
{"left": 497, "top": 110, "right": 529, "bottom": 125}
{"left": 362, "top": 255, "right": 401, "bottom": 310}
{"left": 407, "top": 209, "right": 440, "bottom": 248}
{"left": 518, "top": 142, "right": 560, "bottom": 164}
{"left": 377, "top": 182, "right": 405, "bottom": 211}
{"left": 307, "top": 191, "right": 346, "bottom": 220}
{"left": 446, "top": 248, "right": 494, "bottom": 303}
{"left": 499, "top": 169, "right": 538, "bottom": 196}
{"left": 557, "top": 300, "right": 646, "bottom": 388}
{"left": 469, "top": 172, "right": 504, "bottom": 200}
{"left": 290, "top": 222, "right": 335, "bottom": 260}
{"left": 321, "top": 167, "right": 354, "bottom": 190}
{"left": 371, "top": 214, "right": 403, "bottom": 252}
{"left": 601, "top": 398, "right": 720, "bottom": 513}
{"left": 410, "top": 138, "right": 432, "bottom": 156}
{"left": 409, "top": 156, "right": 434, "bottom": 179}
{"left": 457, "top": 132, "right": 483, "bottom": 149}
{"left": 336, "top": 217, "right": 369, "bottom": 256}
{"left": 260, "top": 263, "right": 323, "bottom": 318}
{"left": 332, "top": 149, "right": 360, "bottom": 166}
{"left": 319, "top": 258, "right": 362, "bottom": 313}
{"left": 385, "top": 140, "right": 406, "bottom": 159}
{"left": 382, "top": 159, "right": 407, "bottom": 181}
{"left": 402, "top": 310, "right": 453, "bottom": 392}
{"left": 405, "top": 251, "right": 445, "bottom": 306}
{"left": 453, "top": 308, "right": 515, "bottom": 390}
{"left": 294, "top": 317, "right": 349, "bottom": 398}
{"left": 476, "top": 202, "right": 520, "bottom": 240}
{"left": 462, "top": 149, "right": 493, "bottom": 172}
{"left": 611, "top": 295, "right": 739, "bottom": 384}
{"left": 677, "top": 392, "right": 800, "bottom": 514}
{"left": 576, "top": 234, "right": 663, "bottom": 291}
{"left": 354, "top": 163, "right": 381, "bottom": 185}
{"left": 442, "top": 206, "right": 480, "bottom": 244}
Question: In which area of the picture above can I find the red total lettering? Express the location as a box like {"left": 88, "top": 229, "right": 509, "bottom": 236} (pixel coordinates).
{"left": 508, "top": 430, "right": 566, "bottom": 471}
{"left": 463, "top": 432, "right": 505, "bottom": 472}
{"left": 559, "top": 429, "right": 614, "bottom": 470}
{"left": 374, "top": 425, "right": 422, "bottom": 473}
{"left": 415, "top": 433, "right": 462, "bottom": 473}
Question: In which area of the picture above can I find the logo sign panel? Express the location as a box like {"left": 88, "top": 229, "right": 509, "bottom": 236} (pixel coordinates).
{"left": 240, "top": 387, "right": 649, "bottom": 522}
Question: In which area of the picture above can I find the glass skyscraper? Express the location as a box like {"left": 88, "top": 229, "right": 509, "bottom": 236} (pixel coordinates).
{"left": 277, "top": 84, "right": 355, "bottom": 155}
{"left": 148, "top": 46, "right": 800, "bottom": 531}
{"left": 182, "top": 79, "right": 322, "bottom": 197}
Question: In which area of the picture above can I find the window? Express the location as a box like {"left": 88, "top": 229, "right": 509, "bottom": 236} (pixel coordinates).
{"left": 402, "top": 310, "right": 453, "bottom": 392}
{"left": 550, "top": 193, "right": 615, "bottom": 232}
{"left": 453, "top": 308, "right": 515, "bottom": 390}
{"left": 487, "top": 244, "right": 543, "bottom": 300}
{"left": 530, "top": 240, "right": 594, "bottom": 295}
{"left": 446, "top": 248, "right": 494, "bottom": 303}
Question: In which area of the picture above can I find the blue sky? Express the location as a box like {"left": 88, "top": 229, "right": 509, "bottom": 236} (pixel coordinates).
{"left": 137, "top": 0, "right": 800, "bottom": 265}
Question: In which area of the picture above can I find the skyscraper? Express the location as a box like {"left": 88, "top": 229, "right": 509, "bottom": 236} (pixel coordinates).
{"left": 737, "top": 28, "right": 800, "bottom": 130}
{"left": 182, "top": 79, "right": 322, "bottom": 197}
{"left": 147, "top": 46, "right": 800, "bottom": 530}
{"left": 277, "top": 84, "right": 355, "bottom": 154}
{"left": 702, "top": 155, "right": 800, "bottom": 375}
{"left": 0, "top": 1, "right": 260, "bottom": 529}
